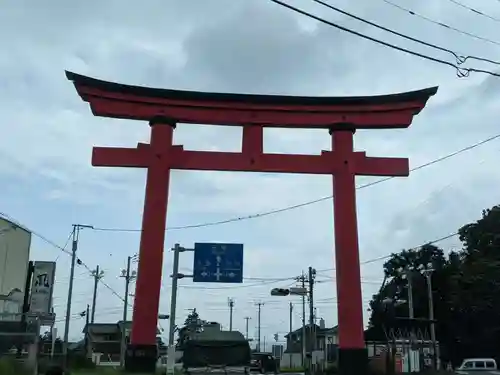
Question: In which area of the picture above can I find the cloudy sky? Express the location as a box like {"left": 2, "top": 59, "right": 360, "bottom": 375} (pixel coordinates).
{"left": 1, "top": 0, "right": 500, "bottom": 347}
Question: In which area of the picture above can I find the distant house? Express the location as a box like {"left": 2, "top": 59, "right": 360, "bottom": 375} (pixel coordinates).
{"left": 284, "top": 323, "right": 338, "bottom": 364}
{"left": 285, "top": 324, "right": 336, "bottom": 352}
{"left": 282, "top": 318, "right": 438, "bottom": 372}
{"left": 83, "top": 321, "right": 164, "bottom": 362}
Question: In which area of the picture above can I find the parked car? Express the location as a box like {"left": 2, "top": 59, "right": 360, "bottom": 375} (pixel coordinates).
{"left": 250, "top": 352, "right": 279, "bottom": 374}
{"left": 457, "top": 358, "right": 497, "bottom": 373}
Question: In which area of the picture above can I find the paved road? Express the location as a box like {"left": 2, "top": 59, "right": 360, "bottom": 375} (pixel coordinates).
{"left": 455, "top": 371, "right": 500, "bottom": 375}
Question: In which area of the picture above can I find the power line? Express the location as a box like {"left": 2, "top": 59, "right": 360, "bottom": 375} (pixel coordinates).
{"left": 445, "top": 0, "right": 500, "bottom": 24}
{"left": 269, "top": 0, "right": 500, "bottom": 78}
{"left": 3, "top": 224, "right": 457, "bottom": 297}
{"left": 0, "top": 211, "right": 73, "bottom": 256}
{"left": 0, "top": 143, "right": 493, "bottom": 306}
{"left": 90, "top": 132, "right": 500, "bottom": 233}
{"left": 8, "top": 214, "right": 164, "bottom": 331}
{"left": 178, "top": 279, "right": 297, "bottom": 290}
{"left": 312, "top": 0, "right": 500, "bottom": 65}
{"left": 54, "top": 231, "right": 74, "bottom": 262}
{"left": 51, "top": 232, "right": 464, "bottom": 323}
{"left": 0, "top": 212, "right": 299, "bottom": 294}
{"left": 0, "top": 141, "right": 488, "bottom": 303}
{"left": 378, "top": 0, "right": 500, "bottom": 48}
{"left": 0, "top": 211, "right": 128, "bottom": 306}
{"left": 315, "top": 232, "right": 459, "bottom": 273}
{"left": 173, "top": 272, "right": 381, "bottom": 284}
{"left": 163, "top": 232, "right": 459, "bottom": 291}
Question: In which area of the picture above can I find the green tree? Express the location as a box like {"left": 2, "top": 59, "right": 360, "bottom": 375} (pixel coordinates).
{"left": 184, "top": 308, "right": 201, "bottom": 328}
{"left": 177, "top": 309, "right": 204, "bottom": 347}
{"left": 367, "top": 244, "right": 462, "bottom": 364}
{"left": 368, "top": 244, "right": 449, "bottom": 328}
{"left": 449, "top": 205, "right": 500, "bottom": 360}
{"left": 368, "top": 204, "right": 500, "bottom": 365}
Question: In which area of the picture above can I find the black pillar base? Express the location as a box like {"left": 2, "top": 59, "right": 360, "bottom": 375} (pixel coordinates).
{"left": 338, "top": 348, "right": 368, "bottom": 375}
{"left": 125, "top": 344, "right": 158, "bottom": 373}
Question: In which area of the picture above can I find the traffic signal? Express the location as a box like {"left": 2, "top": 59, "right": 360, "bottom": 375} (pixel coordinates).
{"left": 270, "top": 288, "right": 290, "bottom": 296}
{"left": 274, "top": 334, "right": 278, "bottom": 342}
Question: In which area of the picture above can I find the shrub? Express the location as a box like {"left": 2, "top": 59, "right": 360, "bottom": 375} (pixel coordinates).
{"left": 68, "top": 353, "right": 96, "bottom": 370}
{"left": 45, "top": 365, "right": 64, "bottom": 375}
{"left": 0, "top": 356, "right": 30, "bottom": 375}
{"left": 324, "top": 364, "right": 338, "bottom": 375}
{"left": 281, "top": 367, "right": 305, "bottom": 373}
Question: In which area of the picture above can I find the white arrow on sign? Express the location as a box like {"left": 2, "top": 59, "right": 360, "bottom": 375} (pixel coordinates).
{"left": 201, "top": 271, "right": 208, "bottom": 277}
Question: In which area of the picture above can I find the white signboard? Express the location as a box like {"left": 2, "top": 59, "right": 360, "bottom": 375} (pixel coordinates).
{"left": 29, "top": 261, "right": 56, "bottom": 314}
{"left": 0, "top": 218, "right": 31, "bottom": 297}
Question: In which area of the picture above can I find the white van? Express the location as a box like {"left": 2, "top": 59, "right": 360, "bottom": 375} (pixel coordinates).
{"left": 458, "top": 358, "right": 497, "bottom": 371}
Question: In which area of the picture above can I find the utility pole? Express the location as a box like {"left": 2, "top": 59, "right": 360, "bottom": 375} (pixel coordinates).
{"left": 228, "top": 298, "right": 235, "bottom": 331}
{"left": 168, "top": 244, "right": 181, "bottom": 347}
{"left": 63, "top": 224, "right": 93, "bottom": 374}
{"left": 167, "top": 244, "right": 193, "bottom": 375}
{"left": 91, "top": 265, "right": 104, "bottom": 324}
{"left": 423, "top": 267, "right": 439, "bottom": 369}
{"left": 244, "top": 317, "right": 251, "bottom": 340}
{"left": 407, "top": 272, "right": 415, "bottom": 319}
{"left": 289, "top": 302, "right": 293, "bottom": 336}
{"left": 308, "top": 267, "right": 316, "bottom": 352}
{"left": 296, "top": 271, "right": 307, "bottom": 367}
{"left": 256, "top": 302, "right": 264, "bottom": 352}
{"left": 18, "top": 261, "right": 34, "bottom": 357}
{"left": 119, "top": 256, "right": 136, "bottom": 368}
{"left": 398, "top": 267, "right": 415, "bottom": 318}
{"left": 400, "top": 268, "right": 415, "bottom": 373}
{"left": 83, "top": 304, "right": 90, "bottom": 358}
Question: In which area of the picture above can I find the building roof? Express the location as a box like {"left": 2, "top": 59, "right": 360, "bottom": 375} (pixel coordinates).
{"left": 284, "top": 324, "right": 338, "bottom": 338}
{"left": 83, "top": 321, "right": 160, "bottom": 335}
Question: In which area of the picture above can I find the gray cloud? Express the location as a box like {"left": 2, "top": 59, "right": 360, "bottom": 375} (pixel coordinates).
{"left": 182, "top": 1, "right": 349, "bottom": 94}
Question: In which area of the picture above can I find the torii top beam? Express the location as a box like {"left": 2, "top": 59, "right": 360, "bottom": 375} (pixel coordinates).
{"left": 65, "top": 71, "right": 437, "bottom": 129}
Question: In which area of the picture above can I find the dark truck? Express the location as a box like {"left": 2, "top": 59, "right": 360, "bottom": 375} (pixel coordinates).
{"left": 249, "top": 352, "right": 280, "bottom": 374}
{"left": 182, "top": 328, "right": 251, "bottom": 374}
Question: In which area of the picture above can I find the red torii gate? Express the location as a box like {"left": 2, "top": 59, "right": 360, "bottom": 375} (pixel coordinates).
{"left": 66, "top": 71, "right": 436, "bottom": 374}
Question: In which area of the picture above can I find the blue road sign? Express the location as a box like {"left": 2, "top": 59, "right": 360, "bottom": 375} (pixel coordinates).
{"left": 193, "top": 243, "right": 244, "bottom": 283}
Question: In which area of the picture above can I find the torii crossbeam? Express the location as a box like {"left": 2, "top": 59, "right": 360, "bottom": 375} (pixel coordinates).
{"left": 66, "top": 71, "right": 437, "bottom": 374}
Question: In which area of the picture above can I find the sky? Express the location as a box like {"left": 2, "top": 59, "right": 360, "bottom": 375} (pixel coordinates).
{"left": 1, "top": 0, "right": 500, "bottom": 348}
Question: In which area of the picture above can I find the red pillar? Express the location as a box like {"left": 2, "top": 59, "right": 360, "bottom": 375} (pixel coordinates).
{"left": 331, "top": 129, "right": 367, "bottom": 371}
{"left": 130, "top": 121, "right": 174, "bottom": 345}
